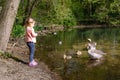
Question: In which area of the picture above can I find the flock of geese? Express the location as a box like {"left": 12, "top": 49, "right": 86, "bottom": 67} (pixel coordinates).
{"left": 63, "top": 38, "right": 106, "bottom": 62}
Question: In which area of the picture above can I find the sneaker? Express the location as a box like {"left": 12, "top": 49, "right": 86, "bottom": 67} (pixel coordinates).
{"left": 29, "top": 60, "right": 38, "bottom": 67}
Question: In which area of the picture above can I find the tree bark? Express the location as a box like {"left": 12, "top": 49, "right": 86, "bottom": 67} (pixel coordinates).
{"left": 0, "top": 0, "right": 20, "bottom": 52}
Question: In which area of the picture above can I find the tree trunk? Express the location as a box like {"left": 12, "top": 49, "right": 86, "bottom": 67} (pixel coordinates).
{"left": 22, "top": 0, "right": 39, "bottom": 25}
{"left": 0, "top": 0, "right": 20, "bottom": 52}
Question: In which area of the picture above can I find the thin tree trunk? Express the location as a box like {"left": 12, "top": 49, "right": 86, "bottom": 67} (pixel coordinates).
{"left": 28, "top": 0, "right": 38, "bottom": 17}
{"left": 0, "top": 0, "right": 20, "bottom": 52}
{"left": 25, "top": 0, "right": 31, "bottom": 17}
{"left": 23, "top": 0, "right": 39, "bottom": 25}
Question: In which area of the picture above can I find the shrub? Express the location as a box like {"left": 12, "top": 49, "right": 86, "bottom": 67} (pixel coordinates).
{"left": 11, "top": 25, "right": 24, "bottom": 38}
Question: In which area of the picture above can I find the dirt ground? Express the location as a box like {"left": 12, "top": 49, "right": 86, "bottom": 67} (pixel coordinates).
{"left": 0, "top": 37, "right": 62, "bottom": 80}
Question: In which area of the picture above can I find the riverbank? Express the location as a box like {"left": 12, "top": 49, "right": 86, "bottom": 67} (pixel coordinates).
{"left": 0, "top": 26, "right": 64, "bottom": 80}
{"left": 0, "top": 40, "right": 62, "bottom": 80}
{"left": 0, "top": 57, "right": 62, "bottom": 80}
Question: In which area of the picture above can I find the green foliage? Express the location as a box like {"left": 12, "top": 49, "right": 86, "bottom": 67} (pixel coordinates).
{"left": 34, "top": 25, "right": 44, "bottom": 31}
{"left": 33, "top": 0, "right": 77, "bottom": 27}
{"left": 15, "top": 0, "right": 120, "bottom": 28}
{"left": 11, "top": 25, "right": 24, "bottom": 38}
{"left": 109, "top": 0, "right": 120, "bottom": 25}
{"left": 0, "top": 0, "right": 5, "bottom": 14}
{"left": 53, "top": 4, "right": 76, "bottom": 27}
{"left": 0, "top": 0, "right": 5, "bottom": 7}
{"left": 71, "top": 0, "right": 84, "bottom": 21}
{"left": 0, "top": 52, "right": 12, "bottom": 59}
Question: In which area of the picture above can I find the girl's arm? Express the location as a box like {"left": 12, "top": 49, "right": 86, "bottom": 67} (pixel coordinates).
{"left": 31, "top": 28, "right": 38, "bottom": 37}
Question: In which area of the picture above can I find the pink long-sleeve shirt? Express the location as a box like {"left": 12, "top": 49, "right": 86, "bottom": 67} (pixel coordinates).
{"left": 25, "top": 27, "right": 37, "bottom": 43}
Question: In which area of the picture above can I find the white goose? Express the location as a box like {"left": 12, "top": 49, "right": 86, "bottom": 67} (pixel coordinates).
{"left": 87, "top": 39, "right": 106, "bottom": 60}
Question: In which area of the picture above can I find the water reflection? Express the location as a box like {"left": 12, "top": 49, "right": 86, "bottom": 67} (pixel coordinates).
{"left": 36, "top": 27, "right": 120, "bottom": 80}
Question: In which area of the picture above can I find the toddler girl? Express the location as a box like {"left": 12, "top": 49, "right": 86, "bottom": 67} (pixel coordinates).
{"left": 25, "top": 17, "right": 38, "bottom": 67}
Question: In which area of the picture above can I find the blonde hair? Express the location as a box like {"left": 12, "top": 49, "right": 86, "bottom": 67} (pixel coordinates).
{"left": 24, "top": 17, "right": 35, "bottom": 27}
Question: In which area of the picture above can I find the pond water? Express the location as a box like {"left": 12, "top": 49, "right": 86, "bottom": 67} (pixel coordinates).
{"left": 36, "top": 27, "right": 120, "bottom": 80}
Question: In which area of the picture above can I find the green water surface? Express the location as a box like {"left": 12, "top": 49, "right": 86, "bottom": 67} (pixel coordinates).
{"left": 36, "top": 27, "right": 120, "bottom": 80}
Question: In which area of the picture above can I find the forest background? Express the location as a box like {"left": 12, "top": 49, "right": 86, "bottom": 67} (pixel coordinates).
{"left": 0, "top": 0, "right": 120, "bottom": 52}
{"left": 1, "top": 0, "right": 120, "bottom": 37}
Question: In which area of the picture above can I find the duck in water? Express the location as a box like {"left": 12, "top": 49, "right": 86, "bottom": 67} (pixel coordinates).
{"left": 87, "top": 38, "right": 106, "bottom": 60}
{"left": 63, "top": 50, "right": 82, "bottom": 62}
